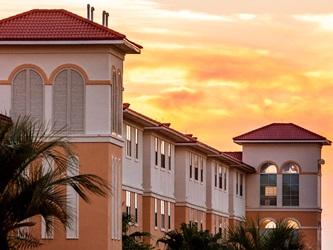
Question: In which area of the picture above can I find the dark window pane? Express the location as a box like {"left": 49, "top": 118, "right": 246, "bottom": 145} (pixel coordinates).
{"left": 290, "top": 175, "right": 299, "bottom": 184}
{"left": 268, "top": 174, "right": 277, "bottom": 184}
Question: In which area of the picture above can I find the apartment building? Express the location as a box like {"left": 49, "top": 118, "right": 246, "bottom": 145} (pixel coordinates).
{"left": 234, "top": 123, "right": 330, "bottom": 250}
{"left": 0, "top": 8, "right": 330, "bottom": 250}
{"left": 122, "top": 105, "right": 256, "bottom": 244}
{"left": 0, "top": 8, "right": 141, "bottom": 250}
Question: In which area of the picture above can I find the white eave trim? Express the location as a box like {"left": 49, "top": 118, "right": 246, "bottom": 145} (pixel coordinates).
{"left": 234, "top": 139, "right": 330, "bottom": 144}
{"left": 0, "top": 39, "right": 141, "bottom": 53}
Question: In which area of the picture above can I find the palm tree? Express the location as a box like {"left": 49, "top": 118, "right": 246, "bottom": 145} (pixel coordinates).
{"left": 225, "top": 219, "right": 305, "bottom": 250}
{"left": 157, "top": 223, "right": 226, "bottom": 250}
{"left": 122, "top": 213, "right": 152, "bottom": 250}
{"left": 0, "top": 116, "right": 109, "bottom": 249}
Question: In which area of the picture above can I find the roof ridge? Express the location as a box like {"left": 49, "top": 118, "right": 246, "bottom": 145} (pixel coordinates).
{"left": 0, "top": 8, "right": 126, "bottom": 39}
{"left": 233, "top": 122, "right": 329, "bottom": 142}
{"left": 55, "top": 9, "right": 126, "bottom": 39}
{"left": 233, "top": 123, "right": 275, "bottom": 140}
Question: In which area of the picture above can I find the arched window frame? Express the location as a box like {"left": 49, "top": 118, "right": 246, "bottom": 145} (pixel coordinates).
{"left": 261, "top": 218, "right": 277, "bottom": 229}
{"left": 284, "top": 218, "right": 301, "bottom": 229}
{"left": 259, "top": 162, "right": 278, "bottom": 206}
{"left": 282, "top": 161, "right": 300, "bottom": 207}
{"left": 52, "top": 68, "right": 85, "bottom": 134}
{"left": 11, "top": 68, "right": 45, "bottom": 122}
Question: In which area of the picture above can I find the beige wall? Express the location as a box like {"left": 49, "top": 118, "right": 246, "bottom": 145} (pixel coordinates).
{"left": 143, "top": 132, "right": 175, "bottom": 199}
{"left": 0, "top": 45, "right": 124, "bottom": 135}
{"left": 206, "top": 159, "right": 229, "bottom": 215}
{"left": 123, "top": 121, "right": 144, "bottom": 192}
{"left": 243, "top": 143, "right": 322, "bottom": 209}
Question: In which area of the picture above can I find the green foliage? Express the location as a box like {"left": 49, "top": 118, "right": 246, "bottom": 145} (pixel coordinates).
{"left": 157, "top": 223, "right": 227, "bottom": 250}
{"left": 225, "top": 219, "right": 305, "bottom": 250}
{"left": 122, "top": 213, "right": 152, "bottom": 250}
{"left": 0, "top": 116, "right": 109, "bottom": 249}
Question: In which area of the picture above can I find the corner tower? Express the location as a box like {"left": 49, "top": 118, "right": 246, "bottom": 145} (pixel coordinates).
{"left": 234, "top": 123, "right": 331, "bottom": 250}
{"left": 0, "top": 8, "right": 141, "bottom": 250}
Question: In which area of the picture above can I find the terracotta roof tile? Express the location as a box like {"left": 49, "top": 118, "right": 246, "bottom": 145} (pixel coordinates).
{"left": 0, "top": 9, "right": 133, "bottom": 42}
{"left": 233, "top": 123, "right": 330, "bottom": 144}
{"left": 222, "top": 151, "right": 242, "bottom": 161}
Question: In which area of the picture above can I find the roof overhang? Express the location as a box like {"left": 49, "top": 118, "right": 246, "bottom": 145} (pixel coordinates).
{"left": 209, "top": 153, "right": 256, "bottom": 173}
{"left": 234, "top": 139, "right": 331, "bottom": 146}
{"left": 123, "top": 108, "right": 190, "bottom": 143}
{"left": 0, "top": 39, "right": 142, "bottom": 54}
{"left": 175, "top": 142, "right": 220, "bottom": 155}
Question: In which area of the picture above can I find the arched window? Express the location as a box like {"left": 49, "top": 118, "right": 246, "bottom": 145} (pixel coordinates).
{"left": 260, "top": 162, "right": 277, "bottom": 206}
{"left": 282, "top": 162, "right": 300, "bottom": 206}
{"left": 286, "top": 219, "right": 300, "bottom": 229}
{"left": 262, "top": 219, "right": 276, "bottom": 229}
{"left": 111, "top": 67, "right": 122, "bottom": 135}
{"left": 12, "top": 69, "right": 43, "bottom": 122}
{"left": 53, "top": 69, "right": 84, "bottom": 133}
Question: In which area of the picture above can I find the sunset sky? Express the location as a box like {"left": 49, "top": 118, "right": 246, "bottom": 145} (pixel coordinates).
{"left": 1, "top": 0, "right": 333, "bottom": 248}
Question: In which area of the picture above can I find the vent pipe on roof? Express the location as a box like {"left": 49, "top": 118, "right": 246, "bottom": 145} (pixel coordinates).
{"left": 87, "top": 4, "right": 90, "bottom": 20}
{"left": 91, "top": 6, "right": 95, "bottom": 21}
{"left": 105, "top": 12, "right": 109, "bottom": 27}
{"left": 102, "top": 10, "right": 109, "bottom": 27}
{"left": 102, "top": 10, "right": 106, "bottom": 25}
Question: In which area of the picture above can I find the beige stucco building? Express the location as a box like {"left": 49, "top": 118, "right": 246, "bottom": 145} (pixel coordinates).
{"left": 0, "top": 8, "right": 330, "bottom": 250}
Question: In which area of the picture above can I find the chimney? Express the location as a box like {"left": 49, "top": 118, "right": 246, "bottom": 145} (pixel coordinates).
{"left": 102, "top": 10, "right": 109, "bottom": 27}
{"left": 87, "top": 4, "right": 90, "bottom": 20}
{"left": 105, "top": 12, "right": 109, "bottom": 27}
{"left": 90, "top": 6, "right": 95, "bottom": 21}
{"left": 102, "top": 11, "right": 106, "bottom": 25}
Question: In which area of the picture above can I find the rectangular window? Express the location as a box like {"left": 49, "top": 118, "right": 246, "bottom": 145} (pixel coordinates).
{"left": 240, "top": 174, "right": 244, "bottom": 197}
{"left": 260, "top": 174, "right": 277, "bottom": 206}
{"left": 189, "top": 153, "right": 193, "bottom": 179}
{"left": 126, "top": 125, "right": 132, "bottom": 157}
{"left": 282, "top": 174, "right": 299, "bottom": 206}
{"left": 194, "top": 155, "right": 199, "bottom": 181}
{"left": 161, "top": 200, "right": 165, "bottom": 229}
{"left": 135, "top": 129, "right": 138, "bottom": 159}
{"left": 134, "top": 193, "right": 138, "bottom": 223}
{"left": 214, "top": 164, "right": 217, "bottom": 187}
{"left": 219, "top": 166, "right": 223, "bottom": 189}
{"left": 168, "top": 144, "right": 172, "bottom": 170}
{"left": 224, "top": 169, "right": 227, "bottom": 191}
{"left": 66, "top": 156, "right": 79, "bottom": 239}
{"left": 161, "top": 141, "right": 166, "bottom": 168}
{"left": 41, "top": 158, "right": 54, "bottom": 239}
{"left": 200, "top": 158, "right": 204, "bottom": 183}
{"left": 168, "top": 202, "right": 171, "bottom": 230}
{"left": 126, "top": 191, "right": 131, "bottom": 216}
{"left": 154, "top": 198, "right": 158, "bottom": 227}
{"left": 154, "top": 137, "right": 158, "bottom": 166}
{"left": 236, "top": 172, "right": 239, "bottom": 195}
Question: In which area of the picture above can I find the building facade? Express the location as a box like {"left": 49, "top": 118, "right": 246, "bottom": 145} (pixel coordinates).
{"left": 0, "top": 8, "right": 330, "bottom": 250}
{"left": 0, "top": 8, "right": 141, "bottom": 250}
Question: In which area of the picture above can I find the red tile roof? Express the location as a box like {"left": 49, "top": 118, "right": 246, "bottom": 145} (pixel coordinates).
{"left": 223, "top": 151, "right": 243, "bottom": 161}
{"left": 233, "top": 123, "right": 331, "bottom": 144}
{"left": 0, "top": 9, "right": 140, "bottom": 45}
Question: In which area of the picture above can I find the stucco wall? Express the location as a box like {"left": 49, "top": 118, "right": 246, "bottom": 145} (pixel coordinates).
{"left": 243, "top": 143, "right": 322, "bottom": 209}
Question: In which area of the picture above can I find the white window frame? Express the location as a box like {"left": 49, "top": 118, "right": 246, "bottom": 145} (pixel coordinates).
{"left": 126, "top": 191, "right": 131, "bottom": 216}
{"left": 126, "top": 125, "right": 132, "bottom": 157}
{"left": 66, "top": 156, "right": 79, "bottom": 239}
